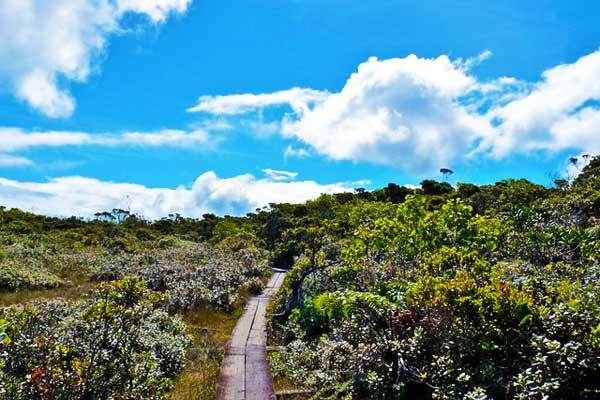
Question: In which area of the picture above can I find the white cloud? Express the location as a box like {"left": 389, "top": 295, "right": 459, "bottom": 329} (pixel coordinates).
{"left": 563, "top": 153, "right": 593, "bottom": 182}
{"left": 0, "top": 0, "right": 191, "bottom": 118}
{"left": 189, "top": 172, "right": 349, "bottom": 215}
{"left": 116, "top": 0, "right": 190, "bottom": 22}
{"left": 281, "top": 55, "right": 493, "bottom": 173}
{"left": 402, "top": 183, "right": 420, "bottom": 190}
{"left": 241, "top": 119, "right": 281, "bottom": 138}
{"left": 0, "top": 172, "right": 351, "bottom": 219}
{"left": 0, "top": 127, "right": 214, "bottom": 152}
{"left": 190, "top": 50, "right": 600, "bottom": 173}
{"left": 187, "top": 87, "right": 329, "bottom": 115}
{"left": 193, "top": 119, "right": 234, "bottom": 132}
{"left": 284, "top": 145, "right": 312, "bottom": 159}
{"left": 262, "top": 168, "right": 298, "bottom": 181}
{"left": 118, "top": 129, "right": 213, "bottom": 147}
{"left": 0, "top": 154, "right": 33, "bottom": 167}
{"left": 0, "top": 128, "right": 91, "bottom": 152}
{"left": 347, "top": 179, "right": 371, "bottom": 187}
{"left": 0, "top": 127, "right": 215, "bottom": 167}
{"left": 550, "top": 108, "right": 600, "bottom": 155}
{"left": 16, "top": 69, "right": 76, "bottom": 118}
{"left": 457, "top": 49, "right": 493, "bottom": 70}
{"left": 489, "top": 49, "right": 600, "bottom": 156}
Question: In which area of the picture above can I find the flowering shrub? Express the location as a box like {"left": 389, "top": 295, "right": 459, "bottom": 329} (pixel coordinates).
{"left": 84, "top": 241, "right": 268, "bottom": 311}
{"left": 0, "top": 225, "right": 269, "bottom": 399}
{"left": 0, "top": 244, "right": 67, "bottom": 291}
{"left": 0, "top": 277, "right": 190, "bottom": 399}
{"left": 0, "top": 263, "right": 64, "bottom": 291}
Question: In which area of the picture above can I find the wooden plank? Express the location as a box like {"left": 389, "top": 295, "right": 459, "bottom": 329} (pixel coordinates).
{"left": 218, "top": 353, "right": 245, "bottom": 400}
{"left": 216, "top": 272, "right": 286, "bottom": 400}
{"left": 245, "top": 344, "right": 276, "bottom": 400}
{"left": 275, "top": 389, "right": 315, "bottom": 396}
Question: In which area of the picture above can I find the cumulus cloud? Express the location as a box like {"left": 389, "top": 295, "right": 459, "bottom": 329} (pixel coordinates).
{"left": 189, "top": 50, "right": 600, "bottom": 173}
{"left": 489, "top": 49, "right": 600, "bottom": 157}
{"left": 281, "top": 55, "right": 494, "bottom": 173}
{"left": 0, "top": 172, "right": 351, "bottom": 219}
{"left": 188, "top": 55, "right": 496, "bottom": 173}
{"left": 550, "top": 108, "right": 600, "bottom": 155}
{"left": 0, "top": 0, "right": 191, "bottom": 118}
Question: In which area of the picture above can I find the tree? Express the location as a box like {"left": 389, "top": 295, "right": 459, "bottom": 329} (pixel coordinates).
{"left": 440, "top": 168, "right": 454, "bottom": 181}
{"left": 374, "top": 183, "right": 414, "bottom": 203}
{"left": 573, "top": 154, "right": 600, "bottom": 186}
{"left": 111, "top": 208, "right": 130, "bottom": 223}
{"left": 420, "top": 180, "right": 453, "bottom": 196}
{"left": 569, "top": 157, "right": 579, "bottom": 166}
{"left": 456, "top": 183, "right": 479, "bottom": 199}
{"left": 94, "top": 211, "right": 115, "bottom": 222}
{"left": 274, "top": 224, "right": 328, "bottom": 318}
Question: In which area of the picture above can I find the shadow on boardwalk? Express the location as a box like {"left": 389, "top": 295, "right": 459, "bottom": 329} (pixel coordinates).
{"left": 217, "top": 272, "right": 286, "bottom": 400}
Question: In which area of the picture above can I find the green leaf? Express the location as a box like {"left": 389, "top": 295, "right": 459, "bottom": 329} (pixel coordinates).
{"left": 519, "top": 314, "right": 532, "bottom": 326}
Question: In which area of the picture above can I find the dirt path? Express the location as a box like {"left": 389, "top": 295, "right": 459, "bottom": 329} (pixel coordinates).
{"left": 217, "top": 272, "right": 286, "bottom": 400}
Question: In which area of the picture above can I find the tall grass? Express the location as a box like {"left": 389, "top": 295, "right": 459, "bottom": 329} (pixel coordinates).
{"left": 170, "top": 305, "right": 243, "bottom": 400}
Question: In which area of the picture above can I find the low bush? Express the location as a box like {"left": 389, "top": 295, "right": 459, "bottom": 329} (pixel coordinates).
{"left": 0, "top": 277, "right": 190, "bottom": 400}
{"left": 0, "top": 263, "right": 64, "bottom": 291}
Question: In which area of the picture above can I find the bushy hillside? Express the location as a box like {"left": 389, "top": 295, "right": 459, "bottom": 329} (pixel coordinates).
{"left": 267, "top": 157, "right": 600, "bottom": 399}
{"left": 0, "top": 212, "right": 269, "bottom": 399}
{"left": 0, "top": 156, "right": 598, "bottom": 399}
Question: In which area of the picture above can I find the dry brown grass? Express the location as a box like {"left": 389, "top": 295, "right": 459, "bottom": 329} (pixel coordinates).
{"left": 272, "top": 372, "right": 312, "bottom": 400}
{"left": 0, "top": 279, "right": 97, "bottom": 306}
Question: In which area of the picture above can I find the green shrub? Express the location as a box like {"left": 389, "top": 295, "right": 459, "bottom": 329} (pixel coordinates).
{"left": 0, "top": 263, "right": 64, "bottom": 291}
{"left": 0, "top": 277, "right": 190, "bottom": 399}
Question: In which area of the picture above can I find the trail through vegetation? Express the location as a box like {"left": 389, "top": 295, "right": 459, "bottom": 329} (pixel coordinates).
{"left": 217, "top": 271, "right": 285, "bottom": 400}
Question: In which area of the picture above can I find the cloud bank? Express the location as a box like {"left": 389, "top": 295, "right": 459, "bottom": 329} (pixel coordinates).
{"left": 0, "top": 173, "right": 351, "bottom": 219}
{"left": 190, "top": 50, "right": 600, "bottom": 173}
{"left": 0, "top": 0, "right": 191, "bottom": 118}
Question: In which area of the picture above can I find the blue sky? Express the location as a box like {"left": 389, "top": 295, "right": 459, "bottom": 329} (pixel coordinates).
{"left": 0, "top": 0, "right": 599, "bottom": 218}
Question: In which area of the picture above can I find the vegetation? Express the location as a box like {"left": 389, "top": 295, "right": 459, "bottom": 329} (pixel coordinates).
{"left": 0, "top": 209, "right": 269, "bottom": 399}
{"left": 267, "top": 157, "right": 600, "bottom": 400}
{"left": 0, "top": 155, "right": 598, "bottom": 399}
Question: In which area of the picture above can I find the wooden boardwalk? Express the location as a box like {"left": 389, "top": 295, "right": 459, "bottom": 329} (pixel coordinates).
{"left": 217, "top": 272, "right": 286, "bottom": 400}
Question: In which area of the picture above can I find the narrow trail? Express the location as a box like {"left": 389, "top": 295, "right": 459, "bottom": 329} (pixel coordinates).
{"left": 217, "top": 271, "right": 286, "bottom": 400}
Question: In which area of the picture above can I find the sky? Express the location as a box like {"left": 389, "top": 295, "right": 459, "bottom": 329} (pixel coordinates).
{"left": 0, "top": 0, "right": 599, "bottom": 218}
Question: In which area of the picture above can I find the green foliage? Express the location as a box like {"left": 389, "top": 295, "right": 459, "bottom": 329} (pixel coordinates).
{"left": 1, "top": 155, "right": 599, "bottom": 399}
{"left": 0, "top": 277, "right": 190, "bottom": 399}
{"left": 0, "top": 207, "right": 270, "bottom": 399}
{"left": 268, "top": 161, "right": 600, "bottom": 400}
{"left": 0, "top": 263, "right": 64, "bottom": 291}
